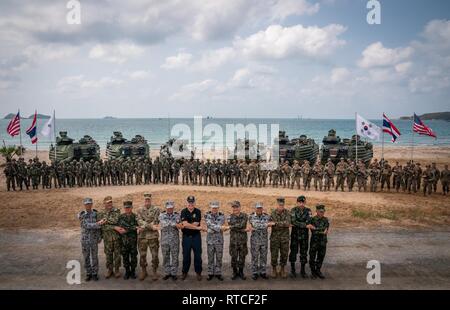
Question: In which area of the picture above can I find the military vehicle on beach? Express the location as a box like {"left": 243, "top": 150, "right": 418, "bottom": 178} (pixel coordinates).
{"left": 106, "top": 131, "right": 150, "bottom": 160}
{"left": 276, "top": 131, "right": 319, "bottom": 164}
{"left": 160, "top": 138, "right": 192, "bottom": 160}
{"left": 49, "top": 131, "right": 100, "bottom": 162}
{"left": 320, "top": 129, "right": 373, "bottom": 164}
{"left": 233, "top": 138, "right": 265, "bottom": 162}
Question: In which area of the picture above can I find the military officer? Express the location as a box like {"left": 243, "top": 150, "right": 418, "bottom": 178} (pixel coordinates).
{"left": 180, "top": 196, "right": 203, "bottom": 281}
{"left": 158, "top": 201, "right": 182, "bottom": 280}
{"left": 98, "top": 196, "right": 123, "bottom": 278}
{"left": 249, "top": 202, "right": 274, "bottom": 280}
{"left": 136, "top": 193, "right": 160, "bottom": 281}
{"left": 205, "top": 201, "right": 228, "bottom": 281}
{"left": 441, "top": 165, "right": 449, "bottom": 195}
{"left": 270, "top": 197, "right": 291, "bottom": 278}
{"left": 307, "top": 205, "right": 330, "bottom": 279}
{"left": 227, "top": 201, "right": 248, "bottom": 280}
{"left": 78, "top": 198, "right": 105, "bottom": 281}
{"left": 289, "top": 195, "right": 312, "bottom": 278}
{"left": 118, "top": 200, "right": 139, "bottom": 280}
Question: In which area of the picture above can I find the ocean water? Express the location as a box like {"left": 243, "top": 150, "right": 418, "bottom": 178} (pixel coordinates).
{"left": 1, "top": 118, "right": 449, "bottom": 151}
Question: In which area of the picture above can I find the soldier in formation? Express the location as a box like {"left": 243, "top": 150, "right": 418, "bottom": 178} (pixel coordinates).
{"left": 269, "top": 197, "right": 291, "bottom": 279}
{"left": 204, "top": 201, "right": 227, "bottom": 281}
{"left": 6, "top": 156, "right": 448, "bottom": 195}
{"left": 118, "top": 200, "right": 139, "bottom": 279}
{"left": 227, "top": 201, "right": 248, "bottom": 280}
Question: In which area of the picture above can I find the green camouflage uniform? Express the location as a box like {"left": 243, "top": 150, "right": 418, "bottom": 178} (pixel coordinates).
{"left": 98, "top": 207, "right": 122, "bottom": 271}
{"left": 227, "top": 212, "right": 248, "bottom": 271}
{"left": 118, "top": 212, "right": 139, "bottom": 272}
{"left": 136, "top": 205, "right": 160, "bottom": 269}
{"left": 308, "top": 215, "right": 330, "bottom": 275}
{"left": 289, "top": 206, "right": 312, "bottom": 266}
{"left": 269, "top": 209, "right": 291, "bottom": 267}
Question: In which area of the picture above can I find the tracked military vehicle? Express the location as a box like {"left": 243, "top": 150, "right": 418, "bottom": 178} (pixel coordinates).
{"left": 233, "top": 138, "right": 265, "bottom": 162}
{"left": 160, "top": 138, "right": 191, "bottom": 160}
{"left": 49, "top": 131, "right": 100, "bottom": 162}
{"left": 276, "top": 131, "right": 319, "bottom": 164}
{"left": 320, "top": 129, "right": 373, "bottom": 165}
{"left": 106, "top": 131, "right": 149, "bottom": 160}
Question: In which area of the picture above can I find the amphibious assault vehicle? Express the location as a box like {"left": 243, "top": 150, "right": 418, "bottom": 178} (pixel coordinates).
{"left": 320, "top": 129, "right": 373, "bottom": 165}
{"left": 233, "top": 138, "right": 265, "bottom": 161}
{"left": 106, "top": 131, "right": 150, "bottom": 160}
{"left": 49, "top": 131, "right": 100, "bottom": 162}
{"left": 276, "top": 131, "right": 319, "bottom": 164}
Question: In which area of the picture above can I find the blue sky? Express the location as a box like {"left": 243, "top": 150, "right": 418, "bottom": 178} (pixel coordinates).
{"left": 0, "top": 0, "right": 449, "bottom": 118}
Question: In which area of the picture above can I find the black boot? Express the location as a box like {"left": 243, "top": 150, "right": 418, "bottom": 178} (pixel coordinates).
{"left": 239, "top": 268, "right": 246, "bottom": 280}
{"left": 129, "top": 269, "right": 136, "bottom": 279}
{"left": 316, "top": 267, "right": 325, "bottom": 279}
{"left": 232, "top": 268, "right": 239, "bottom": 280}
{"left": 300, "top": 264, "right": 307, "bottom": 278}
{"left": 92, "top": 274, "right": 99, "bottom": 281}
{"left": 85, "top": 274, "right": 92, "bottom": 282}
{"left": 290, "top": 262, "right": 296, "bottom": 278}
{"left": 207, "top": 275, "right": 214, "bottom": 281}
{"left": 310, "top": 263, "right": 317, "bottom": 279}
{"left": 123, "top": 268, "right": 130, "bottom": 280}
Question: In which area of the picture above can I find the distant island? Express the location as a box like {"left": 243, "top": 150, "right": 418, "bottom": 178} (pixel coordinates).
{"left": 399, "top": 112, "right": 450, "bottom": 121}
{"left": 29, "top": 113, "right": 50, "bottom": 119}
{"left": 103, "top": 116, "right": 117, "bottom": 119}
{"left": 4, "top": 113, "right": 51, "bottom": 119}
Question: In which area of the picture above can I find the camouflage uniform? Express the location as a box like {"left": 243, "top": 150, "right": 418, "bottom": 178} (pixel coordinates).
{"left": 136, "top": 205, "right": 160, "bottom": 272}
{"left": 78, "top": 208, "right": 102, "bottom": 277}
{"left": 380, "top": 162, "right": 392, "bottom": 191}
{"left": 289, "top": 205, "right": 312, "bottom": 271}
{"left": 324, "top": 160, "right": 335, "bottom": 191}
{"left": 291, "top": 161, "right": 302, "bottom": 189}
{"left": 249, "top": 211, "right": 270, "bottom": 276}
{"left": 98, "top": 206, "right": 122, "bottom": 273}
{"left": 205, "top": 209, "right": 225, "bottom": 276}
{"left": 118, "top": 210, "right": 139, "bottom": 275}
{"left": 159, "top": 208, "right": 181, "bottom": 277}
{"left": 335, "top": 159, "right": 347, "bottom": 191}
{"left": 312, "top": 163, "right": 324, "bottom": 191}
{"left": 441, "top": 166, "right": 449, "bottom": 195}
{"left": 308, "top": 213, "right": 330, "bottom": 278}
{"left": 227, "top": 211, "right": 248, "bottom": 274}
{"left": 270, "top": 208, "right": 291, "bottom": 273}
{"left": 4, "top": 161, "right": 16, "bottom": 191}
{"left": 346, "top": 163, "right": 357, "bottom": 192}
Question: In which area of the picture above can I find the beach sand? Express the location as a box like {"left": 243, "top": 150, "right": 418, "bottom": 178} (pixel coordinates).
{"left": 0, "top": 145, "right": 448, "bottom": 230}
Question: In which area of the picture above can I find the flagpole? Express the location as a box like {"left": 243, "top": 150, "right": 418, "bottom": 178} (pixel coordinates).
{"left": 18, "top": 109, "right": 23, "bottom": 152}
{"left": 53, "top": 110, "right": 57, "bottom": 162}
{"left": 355, "top": 112, "right": 358, "bottom": 162}
{"left": 381, "top": 112, "right": 385, "bottom": 160}
{"left": 411, "top": 113, "right": 415, "bottom": 162}
{"left": 35, "top": 110, "right": 38, "bottom": 159}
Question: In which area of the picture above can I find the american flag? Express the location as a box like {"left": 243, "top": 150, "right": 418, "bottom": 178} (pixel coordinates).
{"left": 413, "top": 113, "right": 436, "bottom": 138}
{"left": 26, "top": 111, "right": 38, "bottom": 144}
{"left": 382, "top": 113, "right": 401, "bottom": 143}
{"left": 6, "top": 111, "right": 21, "bottom": 137}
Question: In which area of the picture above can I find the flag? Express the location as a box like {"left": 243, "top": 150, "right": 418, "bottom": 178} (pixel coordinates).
{"left": 41, "top": 113, "right": 55, "bottom": 139}
{"left": 356, "top": 113, "right": 382, "bottom": 141}
{"left": 383, "top": 113, "right": 401, "bottom": 143}
{"left": 7, "top": 111, "right": 21, "bottom": 137}
{"left": 26, "top": 111, "right": 38, "bottom": 144}
{"left": 413, "top": 113, "right": 436, "bottom": 138}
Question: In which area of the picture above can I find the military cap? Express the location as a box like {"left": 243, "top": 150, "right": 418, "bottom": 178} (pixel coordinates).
{"left": 209, "top": 201, "right": 220, "bottom": 208}
{"left": 144, "top": 193, "right": 152, "bottom": 199}
{"left": 83, "top": 197, "right": 93, "bottom": 205}
{"left": 316, "top": 204, "right": 326, "bottom": 211}
{"left": 255, "top": 202, "right": 264, "bottom": 209}
{"left": 297, "top": 195, "right": 306, "bottom": 202}
{"left": 165, "top": 201, "right": 175, "bottom": 209}
{"left": 103, "top": 196, "right": 113, "bottom": 203}
{"left": 230, "top": 201, "right": 241, "bottom": 208}
{"left": 187, "top": 195, "right": 195, "bottom": 203}
{"left": 123, "top": 200, "right": 133, "bottom": 208}
{"left": 276, "top": 197, "right": 285, "bottom": 204}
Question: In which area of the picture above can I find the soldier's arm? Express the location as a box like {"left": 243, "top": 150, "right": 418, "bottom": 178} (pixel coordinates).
{"left": 137, "top": 210, "right": 158, "bottom": 231}
{"left": 79, "top": 214, "right": 100, "bottom": 230}
{"left": 235, "top": 215, "right": 248, "bottom": 231}
{"left": 290, "top": 209, "right": 301, "bottom": 227}
{"left": 205, "top": 215, "right": 222, "bottom": 232}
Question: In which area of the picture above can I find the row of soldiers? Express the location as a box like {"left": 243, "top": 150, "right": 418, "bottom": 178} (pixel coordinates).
{"left": 5, "top": 156, "right": 449, "bottom": 196}
{"left": 79, "top": 194, "right": 329, "bottom": 282}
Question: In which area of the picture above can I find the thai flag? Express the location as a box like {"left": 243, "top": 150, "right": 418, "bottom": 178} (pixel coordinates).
{"left": 26, "top": 111, "right": 38, "bottom": 144}
{"left": 382, "top": 113, "right": 401, "bottom": 143}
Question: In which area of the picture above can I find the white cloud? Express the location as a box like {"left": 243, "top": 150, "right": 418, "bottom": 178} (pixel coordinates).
{"left": 161, "top": 52, "right": 193, "bottom": 69}
{"left": 395, "top": 62, "right": 412, "bottom": 74}
{"left": 421, "top": 19, "right": 450, "bottom": 50}
{"left": 270, "top": 0, "right": 320, "bottom": 21}
{"left": 358, "top": 42, "right": 413, "bottom": 69}
{"left": 170, "top": 79, "right": 220, "bottom": 100}
{"left": 191, "top": 47, "right": 236, "bottom": 71}
{"left": 234, "top": 24, "right": 346, "bottom": 59}
{"left": 89, "top": 43, "right": 144, "bottom": 64}
{"left": 330, "top": 67, "right": 350, "bottom": 84}
{"left": 127, "top": 70, "right": 151, "bottom": 80}
{"left": 58, "top": 75, "right": 123, "bottom": 93}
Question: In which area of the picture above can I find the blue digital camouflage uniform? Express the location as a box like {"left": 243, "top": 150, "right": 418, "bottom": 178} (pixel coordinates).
{"left": 159, "top": 211, "right": 181, "bottom": 276}
{"left": 205, "top": 211, "right": 225, "bottom": 275}
{"left": 248, "top": 212, "right": 270, "bottom": 275}
{"left": 78, "top": 209, "right": 102, "bottom": 276}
